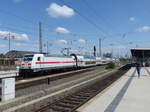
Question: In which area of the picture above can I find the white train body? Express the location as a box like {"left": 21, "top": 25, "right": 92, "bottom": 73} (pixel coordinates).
{"left": 20, "top": 54, "right": 97, "bottom": 73}
{"left": 19, "top": 54, "right": 114, "bottom": 74}
{"left": 96, "top": 57, "right": 103, "bottom": 65}
{"left": 76, "top": 55, "right": 96, "bottom": 67}
{"left": 20, "top": 54, "right": 77, "bottom": 72}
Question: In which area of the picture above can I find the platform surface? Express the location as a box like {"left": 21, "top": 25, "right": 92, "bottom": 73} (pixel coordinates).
{"left": 77, "top": 67, "right": 150, "bottom": 112}
{"left": 0, "top": 70, "right": 18, "bottom": 78}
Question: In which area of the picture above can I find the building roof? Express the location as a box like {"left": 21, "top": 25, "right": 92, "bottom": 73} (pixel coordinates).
{"left": 131, "top": 48, "right": 150, "bottom": 58}
{"left": 131, "top": 48, "right": 150, "bottom": 50}
{"left": 5, "top": 50, "right": 40, "bottom": 58}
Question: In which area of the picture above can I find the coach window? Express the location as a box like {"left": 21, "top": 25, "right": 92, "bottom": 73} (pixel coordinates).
{"left": 37, "top": 57, "right": 40, "bottom": 61}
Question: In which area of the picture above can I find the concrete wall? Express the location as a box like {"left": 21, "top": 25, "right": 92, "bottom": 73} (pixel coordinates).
{"left": 0, "top": 66, "right": 16, "bottom": 71}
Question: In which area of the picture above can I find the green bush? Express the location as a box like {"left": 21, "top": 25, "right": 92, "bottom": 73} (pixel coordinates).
{"left": 106, "top": 62, "right": 116, "bottom": 69}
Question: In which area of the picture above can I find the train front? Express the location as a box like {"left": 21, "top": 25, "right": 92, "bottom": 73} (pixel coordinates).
{"left": 19, "top": 54, "right": 34, "bottom": 74}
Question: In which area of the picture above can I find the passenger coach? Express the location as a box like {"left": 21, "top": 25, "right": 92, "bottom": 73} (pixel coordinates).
{"left": 19, "top": 54, "right": 97, "bottom": 74}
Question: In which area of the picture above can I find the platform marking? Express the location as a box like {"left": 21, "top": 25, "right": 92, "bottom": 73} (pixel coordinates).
{"left": 104, "top": 69, "right": 136, "bottom": 112}
{"left": 144, "top": 67, "right": 150, "bottom": 76}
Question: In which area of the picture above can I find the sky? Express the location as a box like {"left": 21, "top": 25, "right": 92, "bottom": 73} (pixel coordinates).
{"left": 0, "top": 0, "right": 150, "bottom": 57}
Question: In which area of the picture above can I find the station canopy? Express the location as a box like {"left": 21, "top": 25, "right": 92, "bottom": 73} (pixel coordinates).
{"left": 131, "top": 48, "right": 150, "bottom": 58}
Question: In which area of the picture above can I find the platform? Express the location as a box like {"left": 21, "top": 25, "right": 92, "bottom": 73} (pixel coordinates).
{"left": 77, "top": 67, "right": 150, "bottom": 112}
{"left": 0, "top": 70, "right": 18, "bottom": 78}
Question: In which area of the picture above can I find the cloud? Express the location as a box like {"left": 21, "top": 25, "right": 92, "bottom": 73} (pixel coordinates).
{"left": 14, "top": 43, "right": 38, "bottom": 47}
{"left": 0, "top": 31, "right": 29, "bottom": 41}
{"left": 57, "top": 40, "right": 68, "bottom": 44}
{"left": 13, "top": 43, "right": 28, "bottom": 47}
{"left": 55, "top": 27, "right": 70, "bottom": 34}
{"left": 32, "top": 44, "right": 39, "bottom": 47}
{"left": 129, "top": 17, "right": 135, "bottom": 22}
{"left": 0, "top": 44, "right": 7, "bottom": 48}
{"left": 46, "top": 3, "right": 75, "bottom": 18}
{"left": 78, "top": 39, "right": 86, "bottom": 44}
{"left": 136, "top": 26, "right": 150, "bottom": 32}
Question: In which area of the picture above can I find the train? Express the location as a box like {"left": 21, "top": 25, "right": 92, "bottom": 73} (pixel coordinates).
{"left": 19, "top": 53, "right": 115, "bottom": 74}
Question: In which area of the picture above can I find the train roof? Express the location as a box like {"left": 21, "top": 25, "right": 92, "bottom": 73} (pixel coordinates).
{"left": 45, "top": 54, "right": 96, "bottom": 59}
{"left": 45, "top": 54, "right": 72, "bottom": 58}
{"left": 76, "top": 54, "right": 95, "bottom": 58}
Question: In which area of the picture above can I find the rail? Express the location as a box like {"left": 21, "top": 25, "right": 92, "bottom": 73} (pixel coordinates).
{"left": 33, "top": 65, "right": 131, "bottom": 112}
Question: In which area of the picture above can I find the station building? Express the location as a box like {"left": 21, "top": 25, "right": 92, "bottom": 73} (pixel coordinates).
{"left": 5, "top": 50, "right": 40, "bottom": 58}
{"left": 0, "top": 50, "right": 42, "bottom": 70}
{"left": 131, "top": 48, "right": 150, "bottom": 66}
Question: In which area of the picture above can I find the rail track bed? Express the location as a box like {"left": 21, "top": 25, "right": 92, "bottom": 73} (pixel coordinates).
{"left": 33, "top": 65, "right": 130, "bottom": 112}
{"left": 17, "top": 66, "right": 105, "bottom": 80}
{"left": 0, "top": 65, "right": 131, "bottom": 112}
{"left": 16, "top": 66, "right": 105, "bottom": 91}
{"left": 0, "top": 66, "right": 107, "bottom": 101}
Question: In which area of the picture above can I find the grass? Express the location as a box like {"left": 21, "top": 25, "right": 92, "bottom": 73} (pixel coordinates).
{"left": 106, "top": 62, "right": 116, "bottom": 69}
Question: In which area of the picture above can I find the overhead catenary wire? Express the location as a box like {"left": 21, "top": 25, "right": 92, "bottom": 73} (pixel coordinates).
{"left": 82, "top": 0, "right": 113, "bottom": 30}
{"left": 58, "top": 0, "right": 114, "bottom": 57}
{"left": 0, "top": 4, "right": 114, "bottom": 38}
{"left": 81, "top": 0, "right": 135, "bottom": 38}
{"left": 58, "top": 0, "right": 139, "bottom": 57}
{"left": 0, "top": 2, "right": 137, "bottom": 56}
{"left": 0, "top": 9, "right": 37, "bottom": 25}
{"left": 0, "top": 8, "right": 60, "bottom": 34}
{"left": 0, "top": 23, "right": 38, "bottom": 31}
{"left": 58, "top": 0, "right": 110, "bottom": 36}
{"left": 0, "top": 24, "right": 54, "bottom": 40}
{"left": 0, "top": 8, "right": 54, "bottom": 34}
{"left": 0, "top": 4, "right": 103, "bottom": 54}
{"left": 0, "top": 24, "right": 37, "bottom": 34}
{"left": 0, "top": 3, "right": 135, "bottom": 39}
{"left": 0, "top": 25, "right": 37, "bottom": 36}
{"left": 0, "top": 23, "right": 57, "bottom": 38}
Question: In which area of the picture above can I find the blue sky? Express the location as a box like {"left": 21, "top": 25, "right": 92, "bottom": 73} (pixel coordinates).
{"left": 0, "top": 0, "right": 150, "bottom": 57}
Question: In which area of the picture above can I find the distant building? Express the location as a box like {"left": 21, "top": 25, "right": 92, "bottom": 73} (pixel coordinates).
{"left": 5, "top": 50, "right": 41, "bottom": 58}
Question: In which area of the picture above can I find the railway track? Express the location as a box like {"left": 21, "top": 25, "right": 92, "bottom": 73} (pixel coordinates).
{"left": 15, "top": 66, "right": 105, "bottom": 90}
{"left": 0, "top": 66, "right": 108, "bottom": 101}
{"left": 33, "top": 65, "right": 130, "bottom": 112}
{"left": 17, "top": 66, "right": 105, "bottom": 80}
{"left": 0, "top": 65, "right": 130, "bottom": 112}
{"left": 0, "top": 67, "right": 97, "bottom": 98}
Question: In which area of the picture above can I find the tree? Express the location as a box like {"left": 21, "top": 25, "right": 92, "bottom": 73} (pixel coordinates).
{"left": 0, "top": 53, "right": 5, "bottom": 58}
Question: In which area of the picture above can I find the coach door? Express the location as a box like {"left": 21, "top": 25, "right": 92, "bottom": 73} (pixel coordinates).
{"left": 36, "top": 56, "right": 44, "bottom": 69}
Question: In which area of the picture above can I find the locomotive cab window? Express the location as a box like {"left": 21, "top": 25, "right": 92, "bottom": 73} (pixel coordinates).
{"left": 37, "top": 57, "right": 41, "bottom": 61}
{"left": 23, "top": 55, "right": 33, "bottom": 61}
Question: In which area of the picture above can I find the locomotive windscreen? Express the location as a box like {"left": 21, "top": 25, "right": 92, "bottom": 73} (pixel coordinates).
{"left": 23, "top": 55, "right": 34, "bottom": 61}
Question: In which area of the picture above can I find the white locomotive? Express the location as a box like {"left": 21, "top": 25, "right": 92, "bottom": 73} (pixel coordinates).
{"left": 19, "top": 54, "right": 97, "bottom": 73}
{"left": 19, "top": 53, "right": 116, "bottom": 75}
